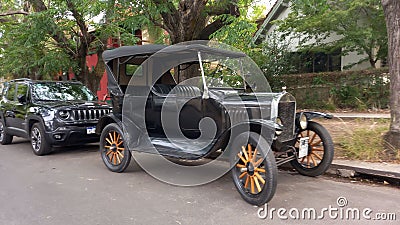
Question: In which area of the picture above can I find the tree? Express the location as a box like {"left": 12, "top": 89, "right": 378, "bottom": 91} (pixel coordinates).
{"left": 278, "top": 0, "right": 387, "bottom": 68}
{"left": 123, "top": 0, "right": 241, "bottom": 44}
{"left": 0, "top": 0, "right": 136, "bottom": 92}
{"left": 382, "top": 0, "right": 400, "bottom": 150}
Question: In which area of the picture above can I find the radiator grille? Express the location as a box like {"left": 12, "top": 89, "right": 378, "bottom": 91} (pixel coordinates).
{"left": 73, "top": 109, "right": 110, "bottom": 121}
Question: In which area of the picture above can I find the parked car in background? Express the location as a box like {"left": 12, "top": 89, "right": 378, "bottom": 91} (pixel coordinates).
{"left": 0, "top": 79, "right": 111, "bottom": 155}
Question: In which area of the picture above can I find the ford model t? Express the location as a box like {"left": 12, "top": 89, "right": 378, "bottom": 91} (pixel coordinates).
{"left": 96, "top": 42, "right": 334, "bottom": 206}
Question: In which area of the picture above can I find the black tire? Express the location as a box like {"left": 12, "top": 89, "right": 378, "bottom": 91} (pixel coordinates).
{"left": 290, "top": 121, "right": 334, "bottom": 177}
{"left": 100, "top": 123, "right": 131, "bottom": 173}
{"left": 30, "top": 123, "right": 52, "bottom": 156}
{"left": 231, "top": 132, "right": 277, "bottom": 206}
{"left": 0, "top": 121, "right": 13, "bottom": 145}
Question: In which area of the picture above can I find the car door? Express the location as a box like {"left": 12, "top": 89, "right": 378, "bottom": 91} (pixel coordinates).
{"left": 1, "top": 82, "right": 17, "bottom": 129}
{"left": 13, "top": 83, "right": 29, "bottom": 131}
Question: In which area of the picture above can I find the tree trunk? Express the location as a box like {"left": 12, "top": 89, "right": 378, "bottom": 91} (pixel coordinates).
{"left": 382, "top": 0, "right": 400, "bottom": 150}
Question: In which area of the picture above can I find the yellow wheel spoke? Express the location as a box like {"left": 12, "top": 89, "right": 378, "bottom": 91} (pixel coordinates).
{"left": 250, "top": 176, "right": 255, "bottom": 194}
{"left": 254, "top": 158, "right": 263, "bottom": 167}
{"left": 105, "top": 138, "right": 112, "bottom": 145}
{"left": 312, "top": 147, "right": 324, "bottom": 151}
{"left": 310, "top": 154, "right": 317, "bottom": 166}
{"left": 309, "top": 132, "right": 317, "bottom": 144}
{"left": 236, "top": 164, "right": 246, "bottom": 168}
{"left": 244, "top": 175, "right": 250, "bottom": 188}
{"left": 110, "top": 153, "right": 114, "bottom": 162}
{"left": 306, "top": 155, "right": 311, "bottom": 168}
{"left": 108, "top": 133, "right": 114, "bottom": 143}
{"left": 312, "top": 152, "right": 323, "bottom": 160}
{"left": 237, "top": 153, "right": 247, "bottom": 164}
{"left": 106, "top": 150, "right": 112, "bottom": 156}
{"left": 105, "top": 145, "right": 112, "bottom": 149}
{"left": 239, "top": 172, "right": 247, "bottom": 179}
{"left": 254, "top": 172, "right": 265, "bottom": 184}
{"left": 252, "top": 148, "right": 258, "bottom": 163}
{"left": 311, "top": 139, "right": 322, "bottom": 147}
{"left": 117, "top": 151, "right": 124, "bottom": 158}
{"left": 255, "top": 168, "right": 266, "bottom": 173}
{"left": 254, "top": 176, "right": 262, "bottom": 193}
{"left": 241, "top": 146, "right": 249, "bottom": 161}
{"left": 116, "top": 154, "right": 121, "bottom": 164}
{"left": 113, "top": 153, "right": 117, "bottom": 165}
{"left": 247, "top": 144, "right": 252, "bottom": 161}
{"left": 117, "top": 147, "right": 125, "bottom": 151}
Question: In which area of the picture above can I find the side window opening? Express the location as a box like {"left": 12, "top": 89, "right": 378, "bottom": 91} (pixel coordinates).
{"left": 5, "top": 83, "right": 16, "bottom": 101}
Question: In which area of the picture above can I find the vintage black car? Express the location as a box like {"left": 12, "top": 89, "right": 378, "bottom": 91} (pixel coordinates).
{"left": 0, "top": 79, "right": 111, "bottom": 155}
{"left": 96, "top": 43, "right": 334, "bottom": 206}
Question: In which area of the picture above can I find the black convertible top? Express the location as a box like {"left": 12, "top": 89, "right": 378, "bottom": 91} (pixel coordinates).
{"left": 102, "top": 45, "right": 167, "bottom": 63}
{"left": 102, "top": 44, "right": 246, "bottom": 63}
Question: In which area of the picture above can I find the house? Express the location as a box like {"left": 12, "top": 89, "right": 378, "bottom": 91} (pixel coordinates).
{"left": 252, "top": 0, "right": 384, "bottom": 73}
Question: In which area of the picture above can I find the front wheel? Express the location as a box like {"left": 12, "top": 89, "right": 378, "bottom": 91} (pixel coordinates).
{"left": 231, "top": 132, "right": 277, "bottom": 206}
{"left": 290, "top": 121, "right": 334, "bottom": 176}
{"left": 30, "top": 123, "right": 52, "bottom": 156}
{"left": 100, "top": 123, "right": 131, "bottom": 173}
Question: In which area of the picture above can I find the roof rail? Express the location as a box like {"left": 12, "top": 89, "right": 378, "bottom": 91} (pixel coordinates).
{"left": 11, "top": 78, "right": 32, "bottom": 82}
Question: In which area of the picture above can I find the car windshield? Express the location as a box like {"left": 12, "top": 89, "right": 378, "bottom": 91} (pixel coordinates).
{"left": 32, "top": 82, "right": 96, "bottom": 101}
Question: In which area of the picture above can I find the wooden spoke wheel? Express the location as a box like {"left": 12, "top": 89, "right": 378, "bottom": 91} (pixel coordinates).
{"left": 290, "top": 121, "right": 334, "bottom": 177}
{"left": 100, "top": 123, "right": 131, "bottom": 173}
{"left": 231, "top": 132, "right": 277, "bottom": 206}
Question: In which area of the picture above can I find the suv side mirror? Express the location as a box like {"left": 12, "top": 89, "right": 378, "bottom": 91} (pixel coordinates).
{"left": 17, "top": 94, "right": 27, "bottom": 104}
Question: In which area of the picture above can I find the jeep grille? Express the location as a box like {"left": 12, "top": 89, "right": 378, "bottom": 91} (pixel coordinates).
{"left": 73, "top": 109, "right": 110, "bottom": 121}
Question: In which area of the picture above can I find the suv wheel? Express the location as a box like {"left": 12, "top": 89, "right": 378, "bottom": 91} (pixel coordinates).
{"left": 100, "top": 123, "right": 131, "bottom": 173}
{"left": 0, "top": 121, "right": 13, "bottom": 145}
{"left": 30, "top": 123, "right": 52, "bottom": 156}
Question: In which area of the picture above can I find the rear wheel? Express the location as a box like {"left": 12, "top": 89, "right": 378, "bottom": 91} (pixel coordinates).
{"left": 231, "top": 132, "right": 277, "bottom": 206}
{"left": 290, "top": 121, "right": 334, "bottom": 176}
{"left": 0, "top": 121, "right": 13, "bottom": 145}
{"left": 100, "top": 123, "right": 131, "bottom": 173}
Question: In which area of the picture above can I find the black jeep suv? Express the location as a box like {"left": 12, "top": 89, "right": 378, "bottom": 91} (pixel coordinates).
{"left": 0, "top": 79, "right": 111, "bottom": 155}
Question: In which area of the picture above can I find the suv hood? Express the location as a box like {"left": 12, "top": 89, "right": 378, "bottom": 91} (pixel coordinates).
{"left": 34, "top": 100, "right": 110, "bottom": 109}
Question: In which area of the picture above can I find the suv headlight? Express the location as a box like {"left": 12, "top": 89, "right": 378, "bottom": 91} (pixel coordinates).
{"left": 58, "top": 110, "right": 71, "bottom": 120}
{"left": 299, "top": 113, "right": 308, "bottom": 130}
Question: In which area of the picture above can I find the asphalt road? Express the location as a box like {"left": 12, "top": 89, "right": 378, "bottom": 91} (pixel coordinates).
{"left": 0, "top": 138, "right": 399, "bottom": 225}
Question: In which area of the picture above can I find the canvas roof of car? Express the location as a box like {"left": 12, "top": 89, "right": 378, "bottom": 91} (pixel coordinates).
{"left": 102, "top": 44, "right": 246, "bottom": 63}
{"left": 102, "top": 45, "right": 167, "bottom": 63}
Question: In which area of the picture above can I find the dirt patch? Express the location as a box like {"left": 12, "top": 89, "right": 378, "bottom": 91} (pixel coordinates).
{"left": 312, "top": 118, "right": 398, "bottom": 162}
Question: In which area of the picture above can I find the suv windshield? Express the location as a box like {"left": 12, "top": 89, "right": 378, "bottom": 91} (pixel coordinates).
{"left": 32, "top": 82, "right": 96, "bottom": 101}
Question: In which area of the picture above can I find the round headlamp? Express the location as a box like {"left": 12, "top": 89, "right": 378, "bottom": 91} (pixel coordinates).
{"left": 58, "top": 110, "right": 71, "bottom": 120}
{"left": 299, "top": 113, "right": 308, "bottom": 130}
{"left": 275, "top": 117, "right": 283, "bottom": 136}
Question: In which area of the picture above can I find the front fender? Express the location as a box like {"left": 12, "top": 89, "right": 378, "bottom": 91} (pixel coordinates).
{"left": 95, "top": 114, "right": 122, "bottom": 134}
{"left": 296, "top": 111, "right": 333, "bottom": 121}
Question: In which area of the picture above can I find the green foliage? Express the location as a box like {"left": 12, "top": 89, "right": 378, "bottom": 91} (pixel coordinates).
{"left": 278, "top": 0, "right": 388, "bottom": 67}
{"left": 281, "top": 68, "right": 390, "bottom": 110}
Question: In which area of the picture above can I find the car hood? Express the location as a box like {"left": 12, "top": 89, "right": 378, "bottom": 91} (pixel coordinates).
{"left": 34, "top": 100, "right": 110, "bottom": 109}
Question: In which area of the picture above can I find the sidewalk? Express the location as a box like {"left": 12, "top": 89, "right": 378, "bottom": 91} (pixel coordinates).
{"left": 329, "top": 159, "right": 400, "bottom": 183}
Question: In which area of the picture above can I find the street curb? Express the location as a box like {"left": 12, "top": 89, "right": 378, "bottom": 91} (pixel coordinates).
{"left": 326, "top": 163, "right": 400, "bottom": 185}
